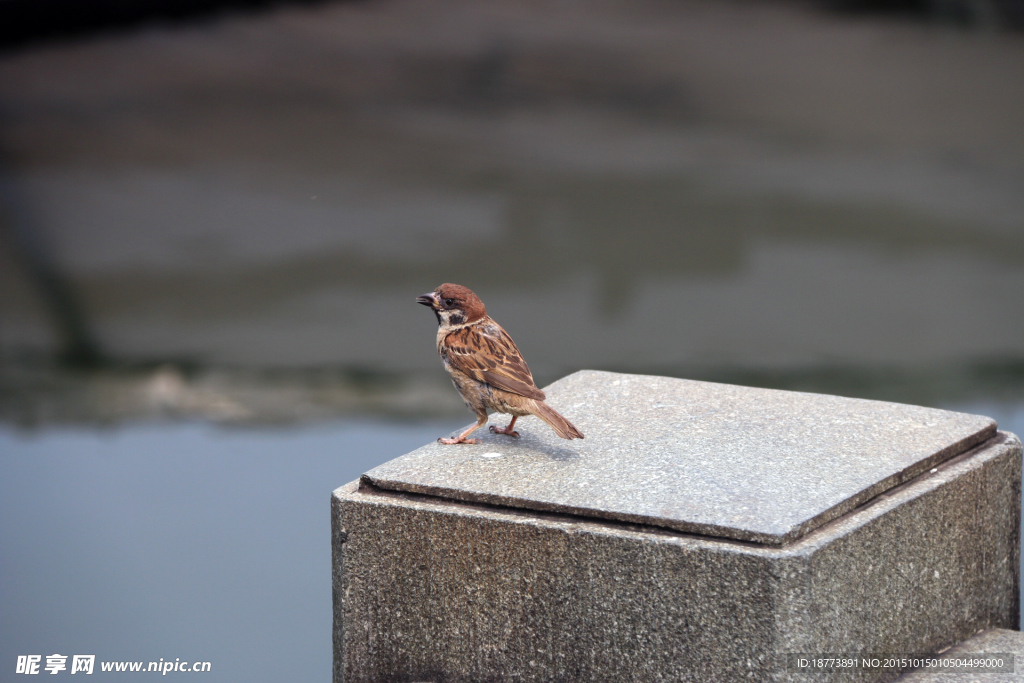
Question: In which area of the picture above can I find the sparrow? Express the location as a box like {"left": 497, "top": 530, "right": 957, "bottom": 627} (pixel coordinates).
{"left": 417, "top": 283, "right": 584, "bottom": 445}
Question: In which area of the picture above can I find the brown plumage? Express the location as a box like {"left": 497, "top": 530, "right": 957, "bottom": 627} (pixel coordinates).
{"left": 416, "top": 283, "right": 585, "bottom": 445}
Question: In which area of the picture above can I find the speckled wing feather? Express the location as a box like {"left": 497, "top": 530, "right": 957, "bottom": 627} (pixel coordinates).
{"left": 443, "top": 320, "right": 546, "bottom": 401}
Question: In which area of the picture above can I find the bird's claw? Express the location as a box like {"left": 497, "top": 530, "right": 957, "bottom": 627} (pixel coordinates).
{"left": 489, "top": 425, "right": 520, "bottom": 438}
{"left": 438, "top": 437, "right": 480, "bottom": 445}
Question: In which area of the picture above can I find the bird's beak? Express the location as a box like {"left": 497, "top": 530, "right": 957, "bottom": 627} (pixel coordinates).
{"left": 416, "top": 292, "right": 439, "bottom": 309}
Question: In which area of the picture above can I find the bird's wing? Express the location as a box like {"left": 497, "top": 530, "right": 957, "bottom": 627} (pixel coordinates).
{"left": 443, "top": 321, "right": 546, "bottom": 400}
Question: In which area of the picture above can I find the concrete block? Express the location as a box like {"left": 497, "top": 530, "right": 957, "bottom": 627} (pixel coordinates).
{"left": 332, "top": 370, "right": 1021, "bottom": 683}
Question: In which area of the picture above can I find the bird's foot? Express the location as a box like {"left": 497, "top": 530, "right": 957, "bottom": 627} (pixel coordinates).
{"left": 438, "top": 436, "right": 480, "bottom": 445}
{"left": 489, "top": 425, "right": 520, "bottom": 438}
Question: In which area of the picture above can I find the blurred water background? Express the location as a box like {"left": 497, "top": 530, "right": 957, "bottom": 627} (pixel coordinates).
{"left": 1, "top": 0, "right": 1023, "bottom": 680}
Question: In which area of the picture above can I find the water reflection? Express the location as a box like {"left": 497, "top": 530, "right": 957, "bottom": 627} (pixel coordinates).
{"left": 0, "top": 419, "right": 462, "bottom": 682}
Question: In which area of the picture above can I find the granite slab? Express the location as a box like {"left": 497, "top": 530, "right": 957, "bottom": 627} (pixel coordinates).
{"left": 361, "top": 370, "right": 996, "bottom": 546}
{"left": 334, "top": 430, "right": 1021, "bottom": 683}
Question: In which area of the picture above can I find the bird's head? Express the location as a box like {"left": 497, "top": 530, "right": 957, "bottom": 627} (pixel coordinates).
{"left": 417, "top": 283, "right": 486, "bottom": 328}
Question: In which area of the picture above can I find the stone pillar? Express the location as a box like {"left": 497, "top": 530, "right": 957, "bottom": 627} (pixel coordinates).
{"left": 332, "top": 370, "right": 1021, "bottom": 683}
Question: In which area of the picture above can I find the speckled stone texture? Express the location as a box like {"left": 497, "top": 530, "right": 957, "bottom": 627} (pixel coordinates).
{"left": 896, "top": 629, "right": 1024, "bottom": 682}
{"left": 363, "top": 371, "right": 996, "bottom": 546}
{"left": 332, "top": 371, "right": 1021, "bottom": 683}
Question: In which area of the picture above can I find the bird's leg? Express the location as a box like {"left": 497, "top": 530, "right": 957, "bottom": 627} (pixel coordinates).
{"left": 439, "top": 414, "right": 487, "bottom": 445}
{"left": 489, "top": 416, "right": 519, "bottom": 438}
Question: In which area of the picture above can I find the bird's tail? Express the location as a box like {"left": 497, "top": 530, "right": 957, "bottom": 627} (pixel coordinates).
{"left": 531, "top": 400, "right": 584, "bottom": 440}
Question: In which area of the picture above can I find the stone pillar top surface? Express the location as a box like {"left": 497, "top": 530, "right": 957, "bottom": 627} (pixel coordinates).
{"left": 361, "top": 370, "right": 996, "bottom": 546}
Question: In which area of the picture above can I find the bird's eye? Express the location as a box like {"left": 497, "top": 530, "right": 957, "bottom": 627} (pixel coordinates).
{"left": 444, "top": 298, "right": 455, "bottom": 307}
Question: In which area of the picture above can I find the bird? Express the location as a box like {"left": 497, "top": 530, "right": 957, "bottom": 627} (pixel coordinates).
{"left": 417, "top": 283, "right": 584, "bottom": 445}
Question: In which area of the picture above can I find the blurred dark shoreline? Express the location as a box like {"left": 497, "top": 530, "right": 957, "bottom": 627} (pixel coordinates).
{"left": 3, "top": 355, "right": 1022, "bottom": 427}
{"left": 0, "top": 0, "right": 332, "bottom": 52}
{"left": 2, "top": 0, "right": 1022, "bottom": 55}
